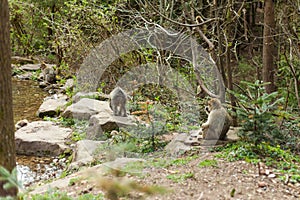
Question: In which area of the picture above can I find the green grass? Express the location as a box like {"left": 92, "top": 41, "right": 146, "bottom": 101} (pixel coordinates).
{"left": 166, "top": 172, "right": 194, "bottom": 183}
{"left": 198, "top": 159, "right": 218, "bottom": 168}
{"left": 213, "top": 141, "right": 300, "bottom": 183}
{"left": 27, "top": 190, "right": 104, "bottom": 200}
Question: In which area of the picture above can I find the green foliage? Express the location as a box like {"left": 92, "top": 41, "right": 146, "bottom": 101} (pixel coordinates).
{"left": 97, "top": 82, "right": 106, "bottom": 93}
{"left": 278, "top": 54, "right": 300, "bottom": 108}
{"left": 230, "top": 80, "right": 285, "bottom": 145}
{"left": 71, "top": 131, "right": 86, "bottom": 142}
{"left": 166, "top": 172, "right": 194, "bottom": 183}
{"left": 169, "top": 155, "right": 198, "bottom": 166}
{"left": 214, "top": 141, "right": 300, "bottom": 183}
{"left": 9, "top": 0, "right": 122, "bottom": 65}
{"left": 30, "top": 70, "right": 41, "bottom": 81}
{"left": 28, "top": 189, "right": 104, "bottom": 200}
{"left": 68, "top": 177, "right": 81, "bottom": 186}
{"left": 0, "top": 166, "right": 22, "bottom": 191}
{"left": 198, "top": 159, "right": 218, "bottom": 168}
{"left": 231, "top": 80, "right": 300, "bottom": 152}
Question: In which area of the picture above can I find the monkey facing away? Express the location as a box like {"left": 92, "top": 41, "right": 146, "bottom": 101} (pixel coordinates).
{"left": 201, "top": 98, "right": 232, "bottom": 140}
{"left": 109, "top": 87, "right": 128, "bottom": 117}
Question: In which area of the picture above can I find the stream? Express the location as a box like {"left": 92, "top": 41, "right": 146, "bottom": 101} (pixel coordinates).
{"left": 12, "top": 78, "right": 64, "bottom": 187}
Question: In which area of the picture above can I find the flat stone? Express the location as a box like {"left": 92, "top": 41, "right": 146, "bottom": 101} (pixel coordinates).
{"left": 37, "top": 94, "right": 68, "bottom": 118}
{"left": 15, "top": 121, "right": 72, "bottom": 157}
{"left": 102, "top": 158, "right": 145, "bottom": 170}
{"left": 19, "top": 64, "right": 41, "bottom": 71}
{"left": 72, "top": 92, "right": 109, "bottom": 103}
{"left": 165, "top": 133, "right": 191, "bottom": 156}
{"left": 11, "top": 56, "right": 34, "bottom": 65}
{"left": 87, "top": 114, "right": 136, "bottom": 140}
{"left": 62, "top": 98, "right": 109, "bottom": 120}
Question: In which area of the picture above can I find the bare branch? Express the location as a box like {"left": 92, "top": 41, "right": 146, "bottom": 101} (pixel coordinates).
{"left": 145, "top": 0, "right": 219, "bottom": 28}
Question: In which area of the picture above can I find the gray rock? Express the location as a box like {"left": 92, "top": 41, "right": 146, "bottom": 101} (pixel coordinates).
{"left": 61, "top": 78, "right": 75, "bottom": 92}
{"left": 227, "top": 126, "right": 241, "bottom": 141}
{"left": 15, "top": 72, "right": 33, "bottom": 80}
{"left": 72, "top": 92, "right": 109, "bottom": 103}
{"left": 20, "top": 63, "right": 56, "bottom": 71}
{"left": 37, "top": 94, "right": 68, "bottom": 118}
{"left": 11, "top": 56, "right": 34, "bottom": 65}
{"left": 39, "top": 81, "right": 48, "bottom": 89}
{"left": 19, "top": 63, "right": 41, "bottom": 71}
{"left": 102, "top": 157, "right": 145, "bottom": 170}
{"left": 165, "top": 133, "right": 191, "bottom": 156}
{"left": 15, "top": 119, "right": 29, "bottom": 130}
{"left": 69, "top": 139, "right": 105, "bottom": 169}
{"left": 62, "top": 98, "right": 110, "bottom": 120}
{"left": 30, "top": 158, "right": 146, "bottom": 195}
{"left": 87, "top": 114, "right": 136, "bottom": 140}
{"left": 15, "top": 121, "right": 72, "bottom": 157}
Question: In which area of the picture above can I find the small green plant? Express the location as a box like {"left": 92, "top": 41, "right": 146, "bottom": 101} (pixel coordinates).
{"left": 97, "top": 82, "right": 106, "bottom": 93}
{"left": 169, "top": 155, "right": 198, "bottom": 166}
{"left": 230, "top": 80, "right": 285, "bottom": 145}
{"left": 30, "top": 70, "right": 42, "bottom": 81}
{"left": 198, "top": 159, "right": 218, "bottom": 168}
{"left": 29, "top": 190, "right": 72, "bottom": 200}
{"left": 214, "top": 141, "right": 300, "bottom": 183}
{"left": 68, "top": 177, "right": 81, "bottom": 186}
{"left": 166, "top": 172, "right": 194, "bottom": 183}
{"left": 0, "top": 166, "right": 21, "bottom": 191}
{"left": 71, "top": 131, "right": 86, "bottom": 142}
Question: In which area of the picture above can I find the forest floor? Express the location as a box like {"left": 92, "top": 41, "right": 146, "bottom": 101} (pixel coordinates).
{"left": 53, "top": 150, "right": 299, "bottom": 200}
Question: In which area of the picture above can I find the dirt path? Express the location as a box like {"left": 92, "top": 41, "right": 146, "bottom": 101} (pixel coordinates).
{"left": 53, "top": 152, "right": 299, "bottom": 200}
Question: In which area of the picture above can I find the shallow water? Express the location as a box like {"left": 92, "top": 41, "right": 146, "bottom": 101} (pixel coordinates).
{"left": 12, "top": 77, "right": 47, "bottom": 123}
{"left": 17, "top": 156, "right": 64, "bottom": 187}
{"left": 12, "top": 78, "right": 64, "bottom": 187}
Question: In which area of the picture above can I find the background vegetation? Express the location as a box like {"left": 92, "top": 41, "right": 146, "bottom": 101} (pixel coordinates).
{"left": 8, "top": 0, "right": 300, "bottom": 153}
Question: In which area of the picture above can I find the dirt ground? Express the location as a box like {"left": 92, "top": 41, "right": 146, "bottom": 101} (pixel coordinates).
{"left": 57, "top": 151, "right": 299, "bottom": 200}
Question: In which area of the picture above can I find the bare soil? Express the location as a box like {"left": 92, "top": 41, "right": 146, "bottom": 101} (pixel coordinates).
{"left": 58, "top": 152, "right": 299, "bottom": 200}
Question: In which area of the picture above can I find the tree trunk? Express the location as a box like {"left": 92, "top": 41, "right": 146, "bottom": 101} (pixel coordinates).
{"left": 0, "top": 0, "right": 18, "bottom": 197}
{"left": 262, "top": 0, "right": 277, "bottom": 93}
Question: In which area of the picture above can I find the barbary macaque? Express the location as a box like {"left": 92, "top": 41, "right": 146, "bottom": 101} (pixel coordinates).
{"left": 109, "top": 87, "right": 128, "bottom": 117}
{"left": 201, "top": 98, "right": 232, "bottom": 140}
{"left": 41, "top": 63, "right": 56, "bottom": 84}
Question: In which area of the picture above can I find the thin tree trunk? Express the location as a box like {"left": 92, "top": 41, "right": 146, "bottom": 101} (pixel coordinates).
{"left": 0, "top": 0, "right": 17, "bottom": 197}
{"left": 262, "top": 0, "right": 277, "bottom": 93}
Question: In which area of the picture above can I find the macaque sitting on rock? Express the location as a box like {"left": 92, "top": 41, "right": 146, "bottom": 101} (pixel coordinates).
{"left": 201, "top": 98, "right": 232, "bottom": 140}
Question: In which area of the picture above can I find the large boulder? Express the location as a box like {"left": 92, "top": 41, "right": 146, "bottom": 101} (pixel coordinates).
{"left": 15, "top": 121, "right": 72, "bottom": 157}
{"left": 37, "top": 94, "right": 68, "bottom": 118}
{"left": 72, "top": 92, "right": 109, "bottom": 103}
{"left": 87, "top": 114, "right": 136, "bottom": 140}
{"left": 62, "top": 98, "right": 110, "bottom": 120}
{"left": 165, "top": 133, "right": 191, "bottom": 156}
{"left": 69, "top": 139, "right": 105, "bottom": 169}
